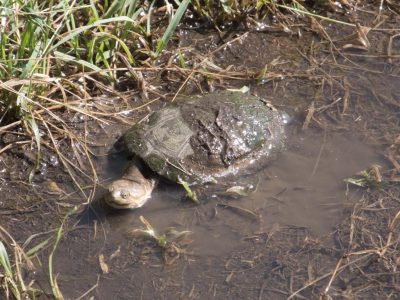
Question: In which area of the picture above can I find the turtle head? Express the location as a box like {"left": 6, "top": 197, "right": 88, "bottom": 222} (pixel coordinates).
{"left": 105, "top": 177, "right": 155, "bottom": 209}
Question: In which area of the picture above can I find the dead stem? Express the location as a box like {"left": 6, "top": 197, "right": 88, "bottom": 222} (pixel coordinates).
{"left": 309, "top": 129, "right": 327, "bottom": 179}
{"left": 387, "top": 33, "right": 400, "bottom": 64}
{"left": 171, "top": 32, "right": 249, "bottom": 101}
{"left": 287, "top": 253, "right": 374, "bottom": 300}
{"left": 75, "top": 275, "right": 100, "bottom": 300}
{"left": 302, "top": 101, "right": 315, "bottom": 130}
{"left": 38, "top": 115, "right": 88, "bottom": 199}
{"left": 0, "top": 225, "right": 34, "bottom": 296}
{"left": 0, "top": 121, "right": 22, "bottom": 132}
{"left": 217, "top": 203, "right": 260, "bottom": 220}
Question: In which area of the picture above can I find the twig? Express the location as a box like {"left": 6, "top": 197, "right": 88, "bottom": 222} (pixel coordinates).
{"left": 309, "top": 129, "right": 327, "bottom": 179}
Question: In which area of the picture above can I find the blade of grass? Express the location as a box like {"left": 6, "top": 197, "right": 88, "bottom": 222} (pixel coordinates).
{"left": 277, "top": 4, "right": 355, "bottom": 27}
{"left": 0, "top": 241, "right": 13, "bottom": 278}
{"left": 54, "top": 51, "right": 102, "bottom": 72}
{"left": 26, "top": 237, "right": 52, "bottom": 257}
{"left": 156, "top": 0, "right": 190, "bottom": 55}
{"left": 0, "top": 241, "right": 21, "bottom": 299}
{"left": 61, "top": 0, "right": 79, "bottom": 54}
{"left": 27, "top": 115, "right": 41, "bottom": 182}
{"left": 122, "top": 0, "right": 140, "bottom": 37}
{"left": 50, "top": 16, "right": 138, "bottom": 52}
{"left": 20, "top": 40, "right": 42, "bottom": 79}
{"left": 146, "top": 0, "right": 157, "bottom": 36}
{"left": 103, "top": 0, "right": 127, "bottom": 19}
{"left": 48, "top": 207, "right": 77, "bottom": 300}
{"left": 93, "top": 31, "right": 134, "bottom": 64}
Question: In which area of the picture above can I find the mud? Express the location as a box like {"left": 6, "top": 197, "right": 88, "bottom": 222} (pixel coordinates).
{"left": 1, "top": 3, "right": 400, "bottom": 300}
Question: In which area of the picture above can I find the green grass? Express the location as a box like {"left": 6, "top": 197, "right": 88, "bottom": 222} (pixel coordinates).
{"left": 0, "top": 241, "right": 20, "bottom": 299}
{"left": 0, "top": 0, "right": 338, "bottom": 133}
{"left": 0, "top": 226, "right": 38, "bottom": 299}
{"left": 0, "top": 0, "right": 191, "bottom": 188}
{"left": 0, "top": 0, "right": 190, "bottom": 130}
{"left": 128, "top": 216, "right": 191, "bottom": 265}
{"left": 48, "top": 207, "right": 77, "bottom": 300}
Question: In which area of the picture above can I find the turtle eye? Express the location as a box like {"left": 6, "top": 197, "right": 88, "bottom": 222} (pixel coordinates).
{"left": 120, "top": 191, "right": 130, "bottom": 199}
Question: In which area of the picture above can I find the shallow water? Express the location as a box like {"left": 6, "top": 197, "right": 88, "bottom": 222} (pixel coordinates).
{"left": 63, "top": 125, "right": 384, "bottom": 299}
{"left": 102, "top": 128, "right": 381, "bottom": 259}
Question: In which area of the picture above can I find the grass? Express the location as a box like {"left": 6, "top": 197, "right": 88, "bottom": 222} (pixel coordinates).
{"left": 0, "top": 0, "right": 273, "bottom": 275}
{"left": 0, "top": 241, "right": 20, "bottom": 299}
{"left": 0, "top": 0, "right": 189, "bottom": 163}
{"left": 127, "top": 216, "right": 191, "bottom": 265}
{"left": 48, "top": 207, "right": 77, "bottom": 300}
{"left": 178, "top": 177, "right": 199, "bottom": 204}
{"left": 0, "top": 0, "right": 348, "bottom": 147}
{"left": 0, "top": 0, "right": 297, "bottom": 192}
{"left": 0, "top": 207, "right": 78, "bottom": 299}
{"left": 0, "top": 226, "right": 35, "bottom": 299}
{"left": 0, "top": 0, "right": 191, "bottom": 197}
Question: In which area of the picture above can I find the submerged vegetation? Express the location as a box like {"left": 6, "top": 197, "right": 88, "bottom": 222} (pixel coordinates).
{"left": 127, "top": 216, "right": 192, "bottom": 265}
{"left": 1, "top": 0, "right": 400, "bottom": 299}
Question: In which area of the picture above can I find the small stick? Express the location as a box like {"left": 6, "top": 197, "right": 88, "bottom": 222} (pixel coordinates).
{"left": 309, "top": 129, "right": 327, "bottom": 179}
{"left": 217, "top": 203, "right": 259, "bottom": 220}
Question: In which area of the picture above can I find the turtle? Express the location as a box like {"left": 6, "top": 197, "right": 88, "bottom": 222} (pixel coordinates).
{"left": 105, "top": 90, "right": 288, "bottom": 209}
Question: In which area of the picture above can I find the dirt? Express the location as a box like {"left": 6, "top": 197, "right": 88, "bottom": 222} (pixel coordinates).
{"left": 1, "top": 3, "right": 400, "bottom": 300}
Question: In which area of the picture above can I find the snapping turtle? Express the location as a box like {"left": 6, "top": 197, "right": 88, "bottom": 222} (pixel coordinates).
{"left": 105, "top": 90, "right": 288, "bottom": 209}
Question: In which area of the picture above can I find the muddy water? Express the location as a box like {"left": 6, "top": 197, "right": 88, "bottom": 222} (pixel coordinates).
{"left": 102, "top": 128, "right": 380, "bottom": 259}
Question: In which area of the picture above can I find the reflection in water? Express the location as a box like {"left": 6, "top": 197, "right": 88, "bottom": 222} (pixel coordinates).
{"left": 255, "top": 130, "right": 380, "bottom": 235}
{"left": 103, "top": 129, "right": 381, "bottom": 256}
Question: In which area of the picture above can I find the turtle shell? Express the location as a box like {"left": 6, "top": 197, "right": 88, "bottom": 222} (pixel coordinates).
{"left": 123, "top": 90, "right": 287, "bottom": 184}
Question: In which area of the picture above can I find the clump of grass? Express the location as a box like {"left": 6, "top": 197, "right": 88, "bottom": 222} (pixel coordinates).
{"left": 0, "top": 0, "right": 191, "bottom": 194}
{"left": 345, "top": 164, "right": 386, "bottom": 189}
{"left": 0, "top": 0, "right": 190, "bottom": 148}
{"left": 191, "top": 0, "right": 266, "bottom": 25}
{"left": 127, "top": 216, "right": 191, "bottom": 265}
{"left": 0, "top": 226, "right": 35, "bottom": 299}
{"left": 0, "top": 209, "right": 79, "bottom": 299}
{"left": 190, "top": 0, "right": 354, "bottom": 30}
{"left": 0, "top": 241, "right": 20, "bottom": 299}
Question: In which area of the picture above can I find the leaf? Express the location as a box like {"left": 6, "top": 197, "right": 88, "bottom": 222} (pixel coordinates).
{"left": 98, "top": 254, "right": 109, "bottom": 274}
{"left": 20, "top": 40, "right": 42, "bottom": 79}
{"left": 54, "top": 51, "right": 102, "bottom": 72}
{"left": 26, "top": 237, "right": 52, "bottom": 257}
{"left": 50, "top": 16, "right": 138, "bottom": 52}
{"left": 0, "top": 241, "right": 13, "bottom": 278}
{"left": 225, "top": 185, "right": 250, "bottom": 196}
{"left": 344, "top": 178, "right": 367, "bottom": 187}
{"left": 178, "top": 177, "right": 199, "bottom": 204}
{"left": 227, "top": 86, "right": 250, "bottom": 94}
{"left": 93, "top": 31, "right": 135, "bottom": 64}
